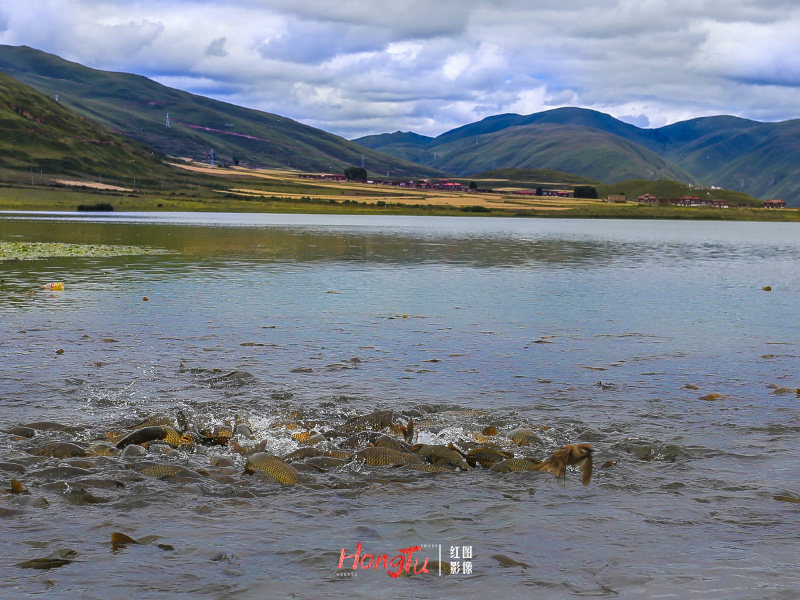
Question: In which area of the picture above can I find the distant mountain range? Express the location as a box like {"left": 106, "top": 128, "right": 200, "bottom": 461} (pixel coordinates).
{"left": 0, "top": 45, "right": 441, "bottom": 178}
{"left": 356, "top": 108, "right": 800, "bottom": 204}
{"left": 0, "top": 44, "right": 798, "bottom": 205}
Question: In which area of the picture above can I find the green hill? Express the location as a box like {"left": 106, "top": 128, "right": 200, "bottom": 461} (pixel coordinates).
{"left": 465, "top": 167, "right": 599, "bottom": 188}
{"left": 354, "top": 131, "right": 434, "bottom": 165}
{"left": 596, "top": 179, "right": 760, "bottom": 207}
{"left": 0, "top": 71, "right": 168, "bottom": 180}
{"left": 0, "top": 45, "right": 442, "bottom": 179}
{"left": 359, "top": 108, "right": 800, "bottom": 205}
{"left": 423, "top": 123, "right": 696, "bottom": 183}
{"left": 652, "top": 117, "right": 800, "bottom": 203}
{"left": 356, "top": 112, "right": 696, "bottom": 185}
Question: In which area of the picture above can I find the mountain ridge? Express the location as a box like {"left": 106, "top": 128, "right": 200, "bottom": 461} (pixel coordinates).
{"left": 0, "top": 45, "right": 442, "bottom": 178}
{"left": 355, "top": 108, "right": 800, "bottom": 203}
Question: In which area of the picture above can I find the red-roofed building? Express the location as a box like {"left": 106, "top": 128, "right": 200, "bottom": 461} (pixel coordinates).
{"left": 764, "top": 199, "right": 787, "bottom": 209}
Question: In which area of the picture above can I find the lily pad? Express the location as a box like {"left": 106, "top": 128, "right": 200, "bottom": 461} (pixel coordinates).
{"left": 0, "top": 242, "right": 172, "bottom": 261}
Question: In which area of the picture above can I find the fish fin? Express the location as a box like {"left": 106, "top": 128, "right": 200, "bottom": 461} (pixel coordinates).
{"left": 111, "top": 532, "right": 141, "bottom": 545}
{"left": 448, "top": 442, "right": 467, "bottom": 458}
{"left": 403, "top": 417, "right": 414, "bottom": 442}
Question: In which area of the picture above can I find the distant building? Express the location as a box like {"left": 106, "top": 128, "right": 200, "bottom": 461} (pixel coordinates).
{"left": 764, "top": 199, "right": 786, "bottom": 209}
{"left": 636, "top": 193, "right": 728, "bottom": 208}
{"left": 541, "top": 189, "right": 572, "bottom": 197}
{"left": 606, "top": 194, "right": 627, "bottom": 203}
{"left": 297, "top": 173, "right": 346, "bottom": 181}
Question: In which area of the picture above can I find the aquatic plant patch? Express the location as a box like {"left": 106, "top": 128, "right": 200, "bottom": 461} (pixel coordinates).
{"left": 0, "top": 241, "right": 173, "bottom": 261}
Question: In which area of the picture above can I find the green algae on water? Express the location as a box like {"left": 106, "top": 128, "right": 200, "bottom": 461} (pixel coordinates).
{"left": 0, "top": 241, "right": 173, "bottom": 261}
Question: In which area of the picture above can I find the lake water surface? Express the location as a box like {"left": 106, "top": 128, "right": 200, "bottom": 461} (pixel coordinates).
{"left": 1, "top": 212, "right": 798, "bottom": 599}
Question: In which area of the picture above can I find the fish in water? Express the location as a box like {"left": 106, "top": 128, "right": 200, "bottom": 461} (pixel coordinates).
{"left": 244, "top": 453, "right": 301, "bottom": 485}
{"left": 28, "top": 442, "right": 88, "bottom": 459}
{"left": 282, "top": 447, "right": 324, "bottom": 462}
{"left": 465, "top": 447, "right": 515, "bottom": 468}
{"left": 334, "top": 411, "right": 414, "bottom": 442}
{"left": 490, "top": 458, "right": 543, "bottom": 473}
{"left": 131, "top": 463, "right": 203, "bottom": 479}
{"left": 354, "top": 447, "right": 425, "bottom": 467}
{"left": 491, "top": 444, "right": 594, "bottom": 484}
{"left": 508, "top": 428, "right": 539, "bottom": 447}
{"left": 410, "top": 444, "right": 470, "bottom": 470}
{"left": 115, "top": 426, "right": 183, "bottom": 449}
{"left": 16, "top": 549, "right": 77, "bottom": 569}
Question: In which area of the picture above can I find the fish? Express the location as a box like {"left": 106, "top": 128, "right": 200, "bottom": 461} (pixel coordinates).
{"left": 197, "top": 425, "right": 234, "bottom": 446}
{"left": 244, "top": 453, "right": 301, "bottom": 485}
{"left": 282, "top": 447, "right": 324, "bottom": 462}
{"left": 110, "top": 532, "right": 162, "bottom": 552}
{"left": 325, "top": 450, "right": 353, "bottom": 460}
{"left": 407, "top": 464, "right": 455, "bottom": 473}
{"left": 411, "top": 444, "right": 470, "bottom": 470}
{"left": 28, "top": 442, "right": 88, "bottom": 459}
{"left": 465, "top": 447, "right": 515, "bottom": 468}
{"left": 337, "top": 431, "right": 384, "bottom": 449}
{"left": 21, "top": 422, "right": 83, "bottom": 433}
{"left": 115, "top": 426, "right": 183, "bottom": 449}
{"left": 334, "top": 411, "right": 414, "bottom": 442}
{"left": 89, "top": 442, "right": 119, "bottom": 456}
{"left": 304, "top": 456, "right": 350, "bottom": 470}
{"left": 372, "top": 434, "right": 412, "bottom": 452}
{"left": 16, "top": 549, "right": 77, "bottom": 569}
{"left": 9, "top": 479, "right": 29, "bottom": 494}
{"left": 132, "top": 414, "right": 175, "bottom": 428}
{"left": 132, "top": 463, "right": 203, "bottom": 478}
{"left": 490, "top": 458, "right": 543, "bottom": 473}
{"left": 354, "top": 447, "right": 425, "bottom": 467}
{"left": 774, "top": 495, "right": 800, "bottom": 504}
{"left": 6, "top": 426, "right": 36, "bottom": 438}
{"left": 111, "top": 532, "right": 142, "bottom": 545}
{"left": 508, "top": 429, "right": 539, "bottom": 446}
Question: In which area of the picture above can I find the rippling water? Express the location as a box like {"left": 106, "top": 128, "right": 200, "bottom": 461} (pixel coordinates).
{"left": 1, "top": 212, "right": 798, "bottom": 599}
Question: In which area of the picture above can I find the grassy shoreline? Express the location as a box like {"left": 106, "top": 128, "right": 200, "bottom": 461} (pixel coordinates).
{"left": 1, "top": 178, "right": 799, "bottom": 222}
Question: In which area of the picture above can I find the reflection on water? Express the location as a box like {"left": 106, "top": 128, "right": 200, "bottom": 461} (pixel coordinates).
{"left": 1, "top": 213, "right": 799, "bottom": 599}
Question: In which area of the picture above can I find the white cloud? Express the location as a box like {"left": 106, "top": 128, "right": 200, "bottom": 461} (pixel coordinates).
{"left": 1, "top": 1, "right": 799, "bottom": 138}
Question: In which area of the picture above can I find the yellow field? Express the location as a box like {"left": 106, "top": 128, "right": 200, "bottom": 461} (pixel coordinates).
{"left": 55, "top": 179, "right": 132, "bottom": 192}
{"left": 170, "top": 161, "right": 609, "bottom": 212}
{"left": 4, "top": 160, "right": 793, "bottom": 220}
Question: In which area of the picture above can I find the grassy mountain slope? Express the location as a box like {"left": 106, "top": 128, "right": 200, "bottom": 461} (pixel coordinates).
{"left": 425, "top": 123, "right": 696, "bottom": 183}
{"left": 354, "top": 131, "right": 434, "bottom": 165}
{"left": 360, "top": 108, "right": 800, "bottom": 203}
{"left": 435, "top": 107, "right": 655, "bottom": 148}
{"left": 0, "top": 71, "right": 168, "bottom": 179}
{"left": 653, "top": 117, "right": 800, "bottom": 202}
{"left": 597, "top": 179, "right": 760, "bottom": 207}
{"left": 0, "top": 45, "right": 441, "bottom": 178}
{"left": 357, "top": 110, "right": 695, "bottom": 184}
{"left": 466, "top": 167, "right": 599, "bottom": 186}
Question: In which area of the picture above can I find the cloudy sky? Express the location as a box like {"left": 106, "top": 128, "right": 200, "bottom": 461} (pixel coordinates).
{"left": 1, "top": 0, "right": 799, "bottom": 138}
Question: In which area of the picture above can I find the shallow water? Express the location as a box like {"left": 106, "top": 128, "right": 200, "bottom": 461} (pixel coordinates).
{"left": 1, "top": 212, "right": 798, "bottom": 599}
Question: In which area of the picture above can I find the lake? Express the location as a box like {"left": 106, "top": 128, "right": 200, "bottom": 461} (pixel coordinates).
{"left": 1, "top": 212, "right": 798, "bottom": 599}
